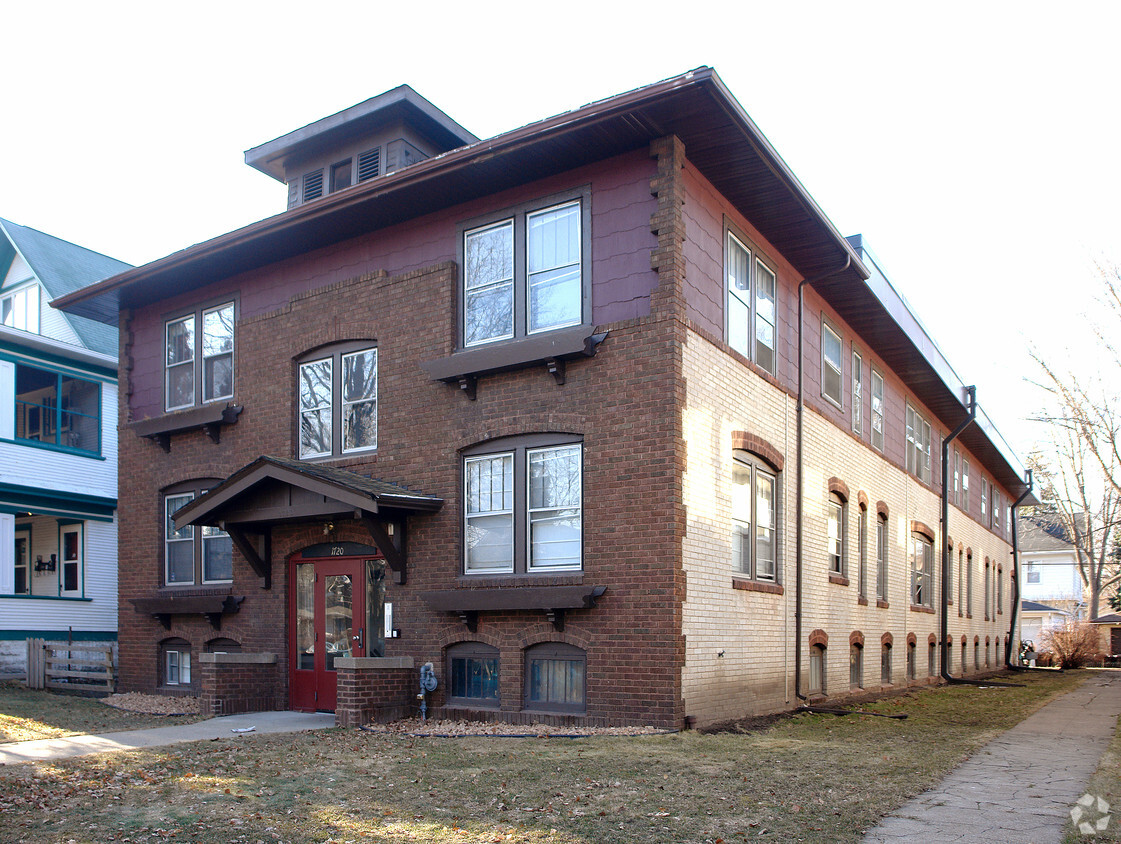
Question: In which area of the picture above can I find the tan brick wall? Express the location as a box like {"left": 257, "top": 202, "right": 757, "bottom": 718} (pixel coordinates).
{"left": 679, "top": 331, "right": 1014, "bottom": 725}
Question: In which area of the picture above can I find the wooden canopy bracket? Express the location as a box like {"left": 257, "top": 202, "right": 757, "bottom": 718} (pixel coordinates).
{"left": 456, "top": 610, "right": 479, "bottom": 632}
{"left": 545, "top": 357, "right": 566, "bottom": 385}
{"left": 458, "top": 375, "right": 477, "bottom": 401}
{"left": 225, "top": 525, "right": 272, "bottom": 589}
{"left": 545, "top": 607, "right": 566, "bottom": 631}
{"left": 361, "top": 515, "right": 407, "bottom": 585}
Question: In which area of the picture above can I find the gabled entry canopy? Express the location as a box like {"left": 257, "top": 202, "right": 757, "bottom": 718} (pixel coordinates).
{"left": 172, "top": 455, "right": 442, "bottom": 587}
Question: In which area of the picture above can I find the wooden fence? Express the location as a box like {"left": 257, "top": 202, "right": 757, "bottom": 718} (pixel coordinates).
{"left": 26, "top": 639, "right": 115, "bottom": 692}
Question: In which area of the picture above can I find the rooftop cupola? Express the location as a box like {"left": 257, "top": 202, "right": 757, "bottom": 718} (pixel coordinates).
{"left": 244, "top": 85, "right": 477, "bottom": 210}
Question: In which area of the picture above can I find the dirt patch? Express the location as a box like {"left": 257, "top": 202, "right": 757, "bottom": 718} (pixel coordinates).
{"left": 101, "top": 692, "right": 202, "bottom": 716}
{"left": 698, "top": 710, "right": 793, "bottom": 734}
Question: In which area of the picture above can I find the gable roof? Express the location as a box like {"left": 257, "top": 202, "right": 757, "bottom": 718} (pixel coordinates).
{"left": 1017, "top": 510, "right": 1082, "bottom": 553}
{"left": 1021, "top": 600, "right": 1069, "bottom": 614}
{"left": 0, "top": 218, "right": 130, "bottom": 356}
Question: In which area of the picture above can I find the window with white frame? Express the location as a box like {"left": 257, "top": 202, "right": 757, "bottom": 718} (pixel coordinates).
{"left": 732, "top": 451, "right": 778, "bottom": 582}
{"left": 1026, "top": 562, "right": 1040, "bottom": 584}
{"left": 821, "top": 320, "right": 843, "bottom": 407}
{"left": 876, "top": 513, "right": 888, "bottom": 602}
{"left": 852, "top": 349, "right": 863, "bottom": 436}
{"left": 13, "top": 527, "right": 30, "bottom": 595}
{"left": 981, "top": 479, "right": 988, "bottom": 524}
{"left": 953, "top": 449, "right": 961, "bottom": 507}
{"left": 993, "top": 490, "right": 1001, "bottom": 532}
{"left": 162, "top": 639, "right": 192, "bottom": 687}
{"left": 165, "top": 301, "right": 235, "bottom": 411}
{"left": 297, "top": 344, "right": 377, "bottom": 459}
{"left": 871, "top": 369, "right": 885, "bottom": 452}
{"left": 461, "top": 193, "right": 588, "bottom": 348}
{"left": 962, "top": 459, "right": 971, "bottom": 509}
{"left": 725, "top": 231, "right": 777, "bottom": 373}
{"left": 463, "top": 436, "right": 582, "bottom": 574}
{"left": 60, "top": 524, "right": 82, "bottom": 595}
{"left": 1, "top": 283, "right": 40, "bottom": 333}
{"left": 905, "top": 404, "right": 932, "bottom": 483}
{"left": 828, "top": 493, "right": 846, "bottom": 575}
{"left": 911, "top": 532, "right": 933, "bottom": 608}
{"left": 164, "top": 485, "right": 232, "bottom": 585}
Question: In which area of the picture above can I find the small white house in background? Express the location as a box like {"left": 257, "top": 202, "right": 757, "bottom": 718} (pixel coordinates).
{"left": 1019, "top": 600, "right": 1071, "bottom": 651}
{"left": 0, "top": 218, "right": 129, "bottom": 677}
{"left": 1017, "top": 511, "right": 1085, "bottom": 625}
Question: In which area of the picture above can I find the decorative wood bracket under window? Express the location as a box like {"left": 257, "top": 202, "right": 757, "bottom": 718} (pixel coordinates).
{"left": 420, "top": 327, "right": 607, "bottom": 400}
{"left": 420, "top": 585, "right": 606, "bottom": 632}
{"left": 129, "top": 404, "right": 243, "bottom": 452}
{"left": 130, "top": 595, "right": 245, "bottom": 631}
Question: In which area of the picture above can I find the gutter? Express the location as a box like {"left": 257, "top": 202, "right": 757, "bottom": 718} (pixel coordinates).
{"left": 940, "top": 386, "right": 976, "bottom": 683}
{"left": 794, "top": 255, "right": 852, "bottom": 702}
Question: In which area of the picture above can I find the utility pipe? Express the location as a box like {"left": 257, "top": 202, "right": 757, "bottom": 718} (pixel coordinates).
{"left": 794, "top": 255, "right": 852, "bottom": 702}
{"left": 1006, "top": 469, "right": 1036, "bottom": 670}
{"left": 939, "top": 386, "right": 976, "bottom": 683}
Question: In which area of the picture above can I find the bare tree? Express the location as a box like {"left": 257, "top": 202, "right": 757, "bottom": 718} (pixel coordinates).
{"left": 1030, "top": 264, "right": 1121, "bottom": 618}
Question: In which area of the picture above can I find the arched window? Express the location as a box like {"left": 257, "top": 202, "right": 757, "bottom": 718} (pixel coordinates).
{"left": 446, "top": 642, "right": 500, "bottom": 709}
{"left": 881, "top": 642, "right": 893, "bottom": 685}
{"left": 809, "top": 644, "right": 826, "bottom": 695}
{"left": 524, "top": 643, "right": 586, "bottom": 714}
{"left": 828, "top": 493, "right": 846, "bottom": 575}
{"left": 906, "top": 640, "right": 916, "bottom": 681}
{"left": 732, "top": 449, "right": 779, "bottom": 582}
{"left": 850, "top": 642, "right": 864, "bottom": 689}
{"left": 206, "top": 637, "right": 241, "bottom": 653}
{"left": 296, "top": 342, "right": 378, "bottom": 459}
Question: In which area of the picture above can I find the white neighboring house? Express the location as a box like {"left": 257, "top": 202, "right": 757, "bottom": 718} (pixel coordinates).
{"left": 0, "top": 218, "right": 130, "bottom": 676}
{"left": 1017, "top": 511, "right": 1085, "bottom": 652}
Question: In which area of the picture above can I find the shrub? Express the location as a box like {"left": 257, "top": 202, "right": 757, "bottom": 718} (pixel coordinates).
{"left": 1040, "top": 622, "right": 1102, "bottom": 669}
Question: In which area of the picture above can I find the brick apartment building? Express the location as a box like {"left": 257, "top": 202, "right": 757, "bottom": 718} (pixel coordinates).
{"left": 56, "top": 68, "right": 1030, "bottom": 729}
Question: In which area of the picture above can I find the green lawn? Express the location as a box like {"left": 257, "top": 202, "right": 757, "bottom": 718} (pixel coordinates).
{"left": 0, "top": 671, "right": 1086, "bottom": 844}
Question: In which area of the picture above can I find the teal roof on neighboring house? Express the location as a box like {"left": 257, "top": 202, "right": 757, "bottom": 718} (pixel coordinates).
{"left": 0, "top": 218, "right": 131, "bottom": 357}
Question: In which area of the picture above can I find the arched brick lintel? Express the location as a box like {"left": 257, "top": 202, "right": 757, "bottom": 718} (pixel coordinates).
{"left": 974, "top": 635, "right": 981, "bottom": 644}
{"left": 828, "top": 477, "right": 850, "bottom": 502}
{"left": 911, "top": 520, "right": 935, "bottom": 541}
{"left": 808, "top": 629, "right": 829, "bottom": 648}
{"left": 928, "top": 633, "right": 938, "bottom": 644}
{"left": 906, "top": 632, "right": 917, "bottom": 646}
{"left": 876, "top": 501, "right": 890, "bottom": 519}
{"left": 857, "top": 491, "right": 869, "bottom": 511}
{"left": 731, "top": 432, "right": 784, "bottom": 472}
{"left": 850, "top": 630, "right": 865, "bottom": 647}
{"left": 881, "top": 632, "right": 894, "bottom": 646}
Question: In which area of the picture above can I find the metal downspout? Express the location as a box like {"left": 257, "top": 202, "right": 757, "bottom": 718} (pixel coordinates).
{"left": 940, "top": 387, "right": 976, "bottom": 683}
{"left": 795, "top": 256, "right": 852, "bottom": 701}
{"left": 1006, "top": 470, "right": 1035, "bottom": 669}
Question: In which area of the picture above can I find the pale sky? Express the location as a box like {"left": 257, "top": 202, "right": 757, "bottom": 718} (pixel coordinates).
{"left": 5, "top": 1, "right": 1120, "bottom": 465}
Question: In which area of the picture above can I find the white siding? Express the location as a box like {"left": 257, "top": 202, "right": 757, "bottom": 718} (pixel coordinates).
{"left": 2, "top": 254, "right": 32, "bottom": 287}
{"left": 39, "top": 285, "right": 81, "bottom": 346}
{"left": 0, "top": 360, "right": 12, "bottom": 440}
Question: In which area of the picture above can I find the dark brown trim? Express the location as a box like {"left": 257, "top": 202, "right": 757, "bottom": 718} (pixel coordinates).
{"left": 731, "top": 578, "right": 783, "bottom": 595}
{"left": 910, "top": 604, "right": 935, "bottom": 614}
{"left": 857, "top": 596, "right": 869, "bottom": 606}
{"left": 131, "top": 595, "right": 244, "bottom": 631}
{"left": 421, "top": 585, "right": 606, "bottom": 634}
{"left": 829, "top": 573, "right": 849, "bottom": 586}
{"left": 131, "top": 404, "right": 242, "bottom": 452}
{"left": 731, "top": 431, "right": 784, "bottom": 472}
{"left": 877, "top": 599, "right": 890, "bottom": 609}
{"left": 876, "top": 500, "right": 890, "bottom": 519}
{"left": 225, "top": 525, "right": 271, "bottom": 588}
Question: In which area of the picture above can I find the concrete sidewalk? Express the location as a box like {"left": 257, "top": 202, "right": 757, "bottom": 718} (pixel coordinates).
{"left": 0, "top": 710, "right": 335, "bottom": 765}
{"left": 864, "top": 672, "right": 1121, "bottom": 844}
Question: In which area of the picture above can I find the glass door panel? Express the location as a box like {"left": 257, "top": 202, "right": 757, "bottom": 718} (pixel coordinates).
{"left": 323, "top": 574, "right": 353, "bottom": 671}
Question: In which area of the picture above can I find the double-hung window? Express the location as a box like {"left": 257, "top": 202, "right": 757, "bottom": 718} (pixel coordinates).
{"left": 165, "top": 301, "right": 235, "bottom": 411}
{"left": 911, "top": 533, "right": 933, "bottom": 607}
{"left": 870, "top": 369, "right": 885, "bottom": 452}
{"left": 461, "top": 192, "right": 589, "bottom": 348}
{"left": 962, "top": 459, "right": 971, "bottom": 509}
{"left": 905, "top": 404, "right": 932, "bottom": 483}
{"left": 464, "top": 435, "right": 582, "bottom": 574}
{"left": 828, "top": 494, "right": 845, "bottom": 575}
{"left": 297, "top": 344, "right": 378, "bottom": 459}
{"left": 821, "top": 320, "right": 843, "bottom": 407}
{"left": 852, "top": 349, "right": 863, "bottom": 436}
{"left": 731, "top": 451, "right": 778, "bottom": 582}
{"left": 876, "top": 513, "right": 888, "bottom": 602}
{"left": 725, "top": 230, "right": 777, "bottom": 373}
{"left": 165, "top": 486, "right": 232, "bottom": 585}
{"left": 60, "top": 524, "right": 82, "bottom": 595}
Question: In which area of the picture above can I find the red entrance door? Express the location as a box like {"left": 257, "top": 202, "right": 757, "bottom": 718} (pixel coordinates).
{"left": 290, "top": 557, "right": 366, "bottom": 712}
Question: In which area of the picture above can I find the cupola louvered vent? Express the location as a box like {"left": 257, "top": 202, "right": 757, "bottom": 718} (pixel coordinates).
{"left": 303, "top": 170, "right": 324, "bottom": 202}
{"left": 357, "top": 147, "right": 381, "bottom": 182}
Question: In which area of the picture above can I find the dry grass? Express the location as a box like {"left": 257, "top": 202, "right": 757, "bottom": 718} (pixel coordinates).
{"left": 0, "top": 682, "right": 204, "bottom": 743}
{"left": 0, "top": 671, "right": 1085, "bottom": 844}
